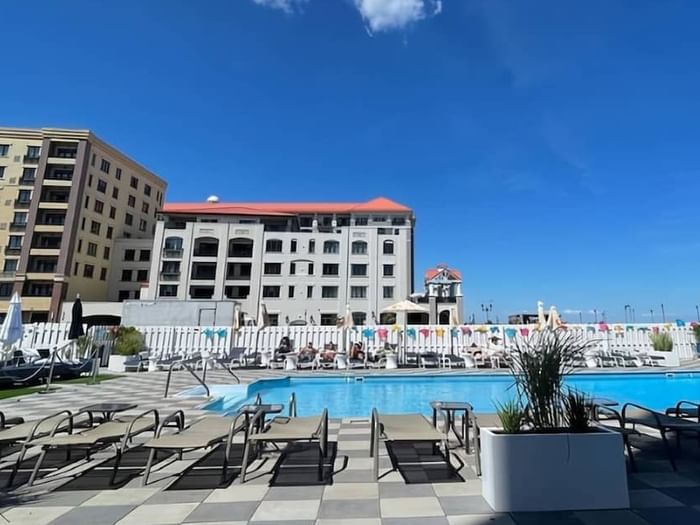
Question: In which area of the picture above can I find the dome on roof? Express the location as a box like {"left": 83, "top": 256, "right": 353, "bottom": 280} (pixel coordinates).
{"left": 206, "top": 195, "right": 219, "bottom": 203}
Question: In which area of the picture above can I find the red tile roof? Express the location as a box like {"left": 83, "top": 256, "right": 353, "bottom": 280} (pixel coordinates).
{"left": 162, "top": 197, "right": 412, "bottom": 216}
{"left": 425, "top": 267, "right": 462, "bottom": 281}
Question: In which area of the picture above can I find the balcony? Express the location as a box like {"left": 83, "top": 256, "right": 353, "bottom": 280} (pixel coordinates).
{"left": 162, "top": 248, "right": 183, "bottom": 258}
{"left": 159, "top": 271, "right": 181, "bottom": 281}
{"left": 9, "top": 221, "right": 27, "bottom": 231}
{"left": 0, "top": 271, "right": 16, "bottom": 279}
{"left": 14, "top": 199, "right": 31, "bottom": 209}
{"left": 23, "top": 155, "right": 40, "bottom": 164}
{"left": 19, "top": 176, "right": 36, "bottom": 186}
{"left": 4, "top": 246, "right": 22, "bottom": 255}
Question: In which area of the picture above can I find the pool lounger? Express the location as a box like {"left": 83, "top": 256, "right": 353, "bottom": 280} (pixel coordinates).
{"left": 23, "top": 409, "right": 159, "bottom": 486}
{"left": 622, "top": 403, "right": 700, "bottom": 471}
{"left": 241, "top": 409, "right": 329, "bottom": 482}
{"left": 142, "top": 412, "right": 249, "bottom": 486}
{"left": 665, "top": 401, "right": 700, "bottom": 421}
{"left": 370, "top": 410, "right": 450, "bottom": 480}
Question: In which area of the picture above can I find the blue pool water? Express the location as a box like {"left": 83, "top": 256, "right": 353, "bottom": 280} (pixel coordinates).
{"left": 202, "top": 372, "right": 700, "bottom": 418}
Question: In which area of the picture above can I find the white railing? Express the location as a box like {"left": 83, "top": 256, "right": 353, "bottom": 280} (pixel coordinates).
{"left": 19, "top": 321, "right": 698, "bottom": 365}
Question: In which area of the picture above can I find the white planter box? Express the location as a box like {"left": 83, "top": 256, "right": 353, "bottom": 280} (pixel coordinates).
{"left": 481, "top": 427, "right": 629, "bottom": 512}
{"left": 107, "top": 354, "right": 126, "bottom": 373}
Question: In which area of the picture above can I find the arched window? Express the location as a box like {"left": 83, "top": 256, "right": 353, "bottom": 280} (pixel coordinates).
{"left": 193, "top": 237, "right": 219, "bottom": 257}
{"left": 439, "top": 310, "right": 451, "bottom": 325}
{"left": 228, "top": 238, "right": 253, "bottom": 257}
{"left": 323, "top": 240, "right": 340, "bottom": 254}
{"left": 351, "top": 241, "right": 367, "bottom": 255}
{"left": 163, "top": 236, "right": 183, "bottom": 257}
{"left": 383, "top": 240, "right": 394, "bottom": 255}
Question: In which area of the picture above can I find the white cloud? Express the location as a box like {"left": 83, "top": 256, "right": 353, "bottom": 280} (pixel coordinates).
{"left": 355, "top": 0, "right": 442, "bottom": 33}
{"left": 252, "top": 0, "right": 308, "bottom": 14}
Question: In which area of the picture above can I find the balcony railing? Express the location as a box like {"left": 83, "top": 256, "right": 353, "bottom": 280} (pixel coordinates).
{"left": 4, "top": 246, "right": 22, "bottom": 255}
{"left": 0, "top": 271, "right": 16, "bottom": 279}
{"left": 19, "top": 177, "right": 36, "bottom": 185}
{"left": 159, "top": 272, "right": 181, "bottom": 281}
{"left": 23, "top": 155, "right": 40, "bottom": 164}
{"left": 50, "top": 150, "right": 77, "bottom": 159}
{"left": 162, "top": 248, "right": 183, "bottom": 258}
{"left": 14, "top": 199, "right": 31, "bottom": 209}
{"left": 9, "top": 222, "right": 27, "bottom": 231}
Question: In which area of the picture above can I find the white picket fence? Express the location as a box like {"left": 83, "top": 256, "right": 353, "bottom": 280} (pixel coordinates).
{"left": 19, "top": 321, "right": 699, "bottom": 364}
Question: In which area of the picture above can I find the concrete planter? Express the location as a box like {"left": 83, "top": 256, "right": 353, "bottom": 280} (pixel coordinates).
{"left": 107, "top": 354, "right": 127, "bottom": 373}
{"left": 481, "top": 427, "right": 629, "bottom": 512}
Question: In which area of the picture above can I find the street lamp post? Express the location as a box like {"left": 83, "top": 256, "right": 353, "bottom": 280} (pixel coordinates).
{"left": 578, "top": 312, "right": 583, "bottom": 324}
{"left": 696, "top": 305, "right": 699, "bottom": 322}
{"left": 480, "top": 303, "right": 493, "bottom": 323}
{"left": 593, "top": 309, "right": 598, "bottom": 323}
{"left": 650, "top": 309, "right": 654, "bottom": 323}
{"left": 660, "top": 303, "right": 666, "bottom": 323}
{"left": 624, "top": 305, "right": 631, "bottom": 323}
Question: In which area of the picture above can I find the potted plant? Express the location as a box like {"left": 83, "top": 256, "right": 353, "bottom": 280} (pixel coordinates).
{"left": 481, "top": 329, "right": 630, "bottom": 512}
{"left": 107, "top": 326, "right": 145, "bottom": 372}
{"left": 649, "top": 332, "right": 673, "bottom": 352}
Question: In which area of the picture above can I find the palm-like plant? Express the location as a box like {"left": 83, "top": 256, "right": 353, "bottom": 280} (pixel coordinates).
{"left": 508, "top": 329, "right": 593, "bottom": 431}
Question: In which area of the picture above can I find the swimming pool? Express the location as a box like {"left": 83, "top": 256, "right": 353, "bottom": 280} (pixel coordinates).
{"left": 202, "top": 372, "right": 700, "bottom": 418}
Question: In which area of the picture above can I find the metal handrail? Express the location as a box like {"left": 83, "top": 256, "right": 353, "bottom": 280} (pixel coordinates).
{"left": 164, "top": 358, "right": 210, "bottom": 398}
{"left": 288, "top": 392, "right": 297, "bottom": 417}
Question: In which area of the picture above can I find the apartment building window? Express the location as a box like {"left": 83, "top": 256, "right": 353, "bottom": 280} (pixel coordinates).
{"left": 21, "top": 168, "right": 36, "bottom": 183}
{"left": 106, "top": 226, "right": 113, "bottom": 239}
{"left": 8, "top": 236, "right": 22, "bottom": 249}
{"left": 383, "top": 264, "right": 394, "bottom": 277}
{"left": 139, "top": 219, "right": 147, "bottom": 232}
{"left": 109, "top": 206, "right": 116, "bottom": 219}
{"left": 12, "top": 212, "right": 27, "bottom": 226}
{"left": 321, "top": 286, "right": 338, "bottom": 298}
{"left": 288, "top": 285, "right": 295, "bottom": 298}
{"left": 128, "top": 195, "right": 135, "bottom": 207}
{"left": 308, "top": 262, "right": 314, "bottom": 275}
{"left": 320, "top": 314, "right": 337, "bottom": 326}
{"left": 308, "top": 240, "right": 315, "bottom": 254}
{"left": 142, "top": 202, "right": 149, "bottom": 214}
{"left": 139, "top": 249, "right": 150, "bottom": 261}
{"left": 159, "top": 285, "right": 177, "bottom": 297}
{"left": 0, "top": 167, "right": 5, "bottom": 179}
{"left": 88, "top": 174, "right": 93, "bottom": 187}
{"left": 144, "top": 184, "right": 151, "bottom": 196}
{"left": 290, "top": 239, "right": 297, "bottom": 253}
{"left": 262, "top": 285, "right": 281, "bottom": 298}
{"left": 99, "top": 159, "right": 110, "bottom": 173}
{"left": 289, "top": 262, "right": 296, "bottom": 275}
{"left": 97, "top": 179, "right": 107, "bottom": 193}
{"left": 383, "top": 286, "right": 394, "bottom": 299}
{"left": 264, "top": 262, "right": 282, "bottom": 275}
{"left": 103, "top": 246, "right": 110, "bottom": 259}
{"left": 392, "top": 216, "right": 406, "bottom": 226}
{"left": 84, "top": 196, "right": 89, "bottom": 209}
{"left": 226, "top": 262, "right": 251, "bottom": 280}
{"left": 87, "top": 242, "right": 97, "bottom": 256}
{"left": 228, "top": 238, "right": 253, "bottom": 257}
{"left": 323, "top": 240, "right": 339, "bottom": 254}
{"left": 350, "top": 286, "right": 367, "bottom": 299}
{"left": 118, "top": 290, "right": 130, "bottom": 301}
{"left": 383, "top": 240, "right": 394, "bottom": 255}
{"left": 307, "top": 285, "right": 313, "bottom": 298}
{"left": 322, "top": 263, "right": 339, "bottom": 276}
{"left": 351, "top": 241, "right": 367, "bottom": 255}
{"left": 137, "top": 269, "right": 148, "bottom": 281}
{"left": 130, "top": 176, "right": 138, "bottom": 189}
{"left": 80, "top": 217, "right": 85, "bottom": 230}
{"left": 94, "top": 200, "right": 104, "bottom": 214}
{"left": 0, "top": 144, "right": 8, "bottom": 156}
{"left": 121, "top": 270, "right": 132, "bottom": 281}
{"left": 90, "top": 221, "right": 101, "bottom": 235}
{"left": 91, "top": 153, "right": 96, "bottom": 167}
{"left": 26, "top": 146, "right": 41, "bottom": 160}
{"left": 112, "top": 187, "right": 119, "bottom": 199}
{"left": 83, "top": 264, "right": 94, "bottom": 278}
{"left": 115, "top": 167, "right": 122, "bottom": 180}
{"left": 355, "top": 216, "right": 368, "bottom": 226}
{"left": 193, "top": 237, "right": 218, "bottom": 257}
{"left": 0, "top": 283, "right": 14, "bottom": 297}
{"left": 3, "top": 259, "right": 18, "bottom": 272}
{"left": 225, "top": 285, "right": 249, "bottom": 299}
{"left": 125, "top": 213, "right": 133, "bottom": 226}
{"left": 352, "top": 312, "right": 367, "bottom": 325}
{"left": 75, "top": 239, "right": 82, "bottom": 253}
{"left": 351, "top": 264, "right": 367, "bottom": 277}
{"left": 17, "top": 189, "right": 32, "bottom": 204}
{"left": 74, "top": 262, "right": 79, "bottom": 275}
{"left": 124, "top": 249, "right": 135, "bottom": 261}
{"left": 100, "top": 268, "right": 107, "bottom": 280}
{"left": 265, "top": 239, "right": 282, "bottom": 253}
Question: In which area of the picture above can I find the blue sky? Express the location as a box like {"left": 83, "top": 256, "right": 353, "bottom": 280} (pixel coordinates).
{"left": 3, "top": 0, "right": 700, "bottom": 322}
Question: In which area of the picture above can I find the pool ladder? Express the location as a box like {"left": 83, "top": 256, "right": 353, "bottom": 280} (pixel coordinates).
{"left": 163, "top": 357, "right": 240, "bottom": 398}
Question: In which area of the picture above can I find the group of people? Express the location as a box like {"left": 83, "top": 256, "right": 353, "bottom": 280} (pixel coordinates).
{"left": 274, "top": 336, "right": 368, "bottom": 363}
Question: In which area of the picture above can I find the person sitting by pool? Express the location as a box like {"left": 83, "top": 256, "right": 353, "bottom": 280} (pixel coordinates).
{"left": 274, "top": 336, "right": 293, "bottom": 362}
{"left": 298, "top": 341, "right": 316, "bottom": 362}
{"left": 320, "top": 343, "right": 337, "bottom": 363}
{"left": 350, "top": 341, "right": 365, "bottom": 361}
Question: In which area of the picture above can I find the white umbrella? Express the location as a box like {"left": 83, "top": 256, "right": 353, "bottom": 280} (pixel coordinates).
{"left": 254, "top": 303, "right": 270, "bottom": 365}
{"left": 0, "top": 292, "right": 23, "bottom": 354}
{"left": 449, "top": 307, "right": 460, "bottom": 355}
{"left": 341, "top": 304, "right": 353, "bottom": 353}
{"left": 547, "top": 305, "right": 562, "bottom": 329}
{"left": 537, "top": 301, "right": 547, "bottom": 330}
{"left": 382, "top": 300, "right": 429, "bottom": 364}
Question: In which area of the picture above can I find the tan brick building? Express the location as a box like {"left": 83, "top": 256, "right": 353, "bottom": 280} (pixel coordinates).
{"left": 0, "top": 128, "right": 166, "bottom": 321}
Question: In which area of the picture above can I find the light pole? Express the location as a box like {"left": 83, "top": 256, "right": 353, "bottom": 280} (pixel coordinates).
{"left": 650, "top": 309, "right": 654, "bottom": 323}
{"left": 578, "top": 312, "right": 583, "bottom": 324}
{"left": 696, "top": 305, "right": 699, "bottom": 322}
{"left": 593, "top": 309, "right": 598, "bottom": 323}
{"left": 624, "top": 305, "right": 631, "bottom": 323}
{"left": 660, "top": 303, "right": 666, "bottom": 323}
{"left": 480, "top": 303, "right": 493, "bottom": 323}
{"left": 632, "top": 307, "right": 636, "bottom": 323}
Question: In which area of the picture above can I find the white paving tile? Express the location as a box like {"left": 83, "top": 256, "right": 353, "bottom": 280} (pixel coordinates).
{"left": 205, "top": 485, "right": 269, "bottom": 502}
{"left": 324, "top": 483, "right": 379, "bottom": 500}
{"left": 116, "top": 503, "right": 198, "bottom": 525}
{"left": 380, "top": 496, "right": 445, "bottom": 518}
{"left": 0, "top": 506, "right": 72, "bottom": 525}
{"left": 82, "top": 488, "right": 159, "bottom": 506}
{"left": 250, "top": 499, "right": 320, "bottom": 521}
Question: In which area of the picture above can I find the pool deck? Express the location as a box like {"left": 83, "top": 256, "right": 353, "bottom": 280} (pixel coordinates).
{"left": 0, "top": 366, "right": 699, "bottom": 525}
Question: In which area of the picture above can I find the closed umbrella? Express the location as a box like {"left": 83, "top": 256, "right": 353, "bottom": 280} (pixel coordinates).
{"left": 449, "top": 307, "right": 460, "bottom": 355}
{"left": 382, "top": 300, "right": 429, "bottom": 364}
{"left": 254, "top": 303, "right": 269, "bottom": 366}
{"left": 547, "top": 305, "right": 562, "bottom": 329}
{"left": 68, "top": 296, "right": 85, "bottom": 340}
{"left": 341, "top": 304, "right": 353, "bottom": 354}
{"left": 0, "top": 292, "right": 23, "bottom": 355}
{"left": 537, "top": 301, "right": 547, "bottom": 330}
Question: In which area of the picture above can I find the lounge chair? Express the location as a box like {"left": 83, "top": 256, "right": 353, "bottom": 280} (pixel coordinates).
{"left": 622, "top": 403, "right": 700, "bottom": 470}
{"left": 240, "top": 409, "right": 329, "bottom": 482}
{"left": 142, "top": 410, "right": 249, "bottom": 486}
{"left": 419, "top": 352, "right": 440, "bottom": 368}
{"left": 665, "top": 401, "right": 700, "bottom": 421}
{"left": 0, "top": 411, "right": 24, "bottom": 429}
{"left": 370, "top": 409, "right": 450, "bottom": 480}
{"left": 592, "top": 405, "right": 640, "bottom": 471}
{"left": 24, "top": 409, "right": 159, "bottom": 486}
{"left": 440, "top": 354, "right": 476, "bottom": 369}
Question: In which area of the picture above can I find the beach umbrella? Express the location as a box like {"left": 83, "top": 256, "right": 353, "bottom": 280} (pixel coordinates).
{"left": 0, "top": 292, "right": 23, "bottom": 354}
{"left": 382, "top": 300, "right": 429, "bottom": 364}
{"left": 547, "top": 305, "right": 562, "bottom": 329}
{"left": 449, "top": 307, "right": 460, "bottom": 355}
{"left": 537, "top": 301, "right": 547, "bottom": 330}
{"left": 254, "top": 303, "right": 269, "bottom": 365}
{"left": 341, "top": 304, "right": 354, "bottom": 353}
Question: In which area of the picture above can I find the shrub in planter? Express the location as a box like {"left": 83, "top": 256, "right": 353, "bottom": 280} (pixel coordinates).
{"left": 481, "top": 329, "right": 629, "bottom": 512}
{"left": 692, "top": 325, "right": 700, "bottom": 344}
{"left": 649, "top": 332, "right": 673, "bottom": 352}
{"left": 111, "top": 326, "right": 145, "bottom": 356}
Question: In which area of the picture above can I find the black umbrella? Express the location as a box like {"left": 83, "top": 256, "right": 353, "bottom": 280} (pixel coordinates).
{"left": 68, "top": 296, "right": 84, "bottom": 340}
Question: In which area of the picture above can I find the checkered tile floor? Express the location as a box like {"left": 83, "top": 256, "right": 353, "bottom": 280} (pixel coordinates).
{"left": 0, "top": 369, "right": 699, "bottom": 524}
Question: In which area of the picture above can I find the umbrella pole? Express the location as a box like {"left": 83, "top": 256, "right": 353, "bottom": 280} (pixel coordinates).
{"left": 41, "top": 350, "right": 58, "bottom": 394}
{"left": 403, "top": 315, "right": 407, "bottom": 367}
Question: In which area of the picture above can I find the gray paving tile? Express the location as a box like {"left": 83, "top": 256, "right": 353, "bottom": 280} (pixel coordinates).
{"left": 335, "top": 469, "right": 377, "bottom": 482}
{"left": 510, "top": 511, "right": 583, "bottom": 525}
{"left": 383, "top": 517, "right": 449, "bottom": 525}
{"left": 184, "top": 501, "right": 259, "bottom": 522}
{"left": 438, "top": 496, "right": 493, "bottom": 515}
{"left": 446, "top": 515, "right": 516, "bottom": 525}
{"left": 318, "top": 498, "right": 381, "bottom": 519}
{"left": 264, "top": 485, "right": 325, "bottom": 500}
{"left": 146, "top": 489, "right": 212, "bottom": 504}
{"left": 633, "top": 506, "right": 700, "bottom": 525}
{"left": 20, "top": 491, "right": 99, "bottom": 507}
{"left": 380, "top": 483, "right": 435, "bottom": 498}
{"left": 629, "top": 489, "right": 684, "bottom": 508}
{"left": 47, "top": 505, "right": 135, "bottom": 525}
{"left": 657, "top": 486, "right": 700, "bottom": 505}
{"left": 573, "top": 509, "right": 651, "bottom": 525}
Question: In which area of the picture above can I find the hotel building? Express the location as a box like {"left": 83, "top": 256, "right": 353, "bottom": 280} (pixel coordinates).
{"left": 0, "top": 127, "right": 166, "bottom": 321}
{"left": 141, "top": 198, "right": 415, "bottom": 326}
